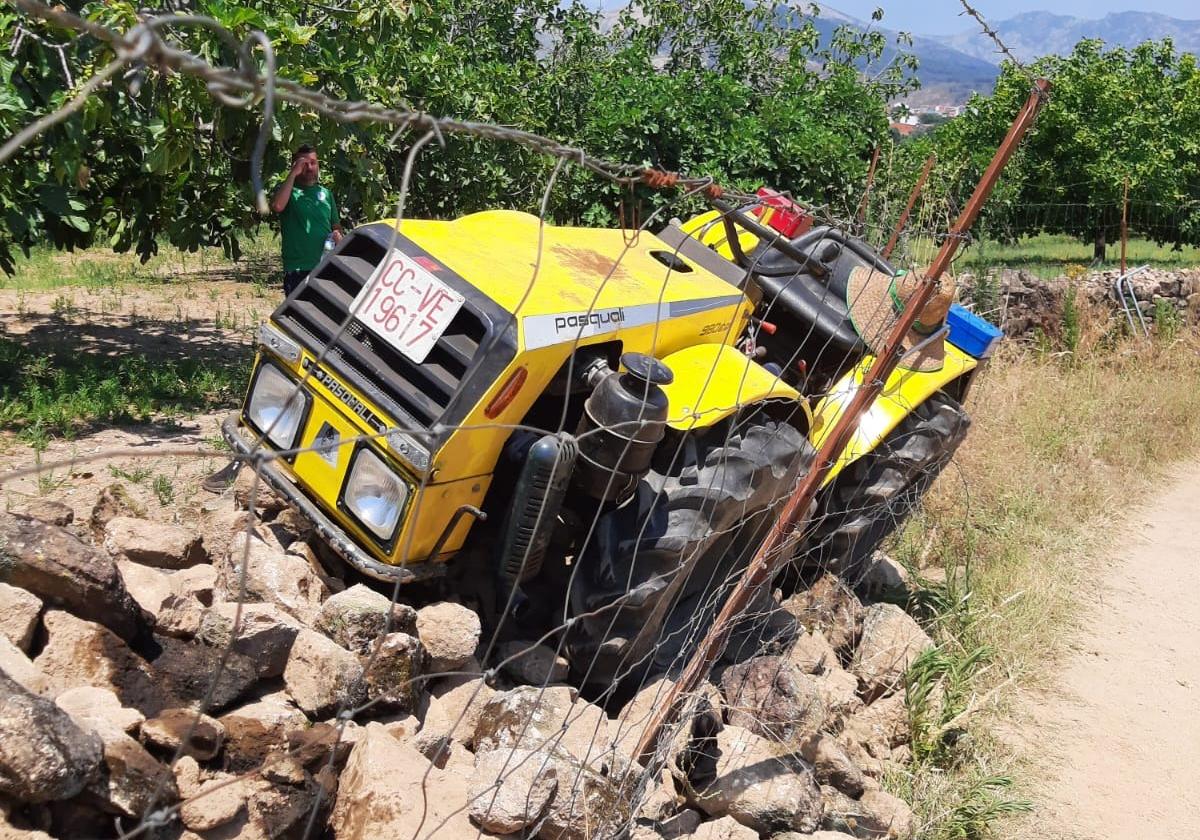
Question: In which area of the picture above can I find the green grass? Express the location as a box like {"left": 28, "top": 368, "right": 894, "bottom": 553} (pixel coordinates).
{"left": 948, "top": 233, "right": 1200, "bottom": 278}
{"left": 0, "top": 338, "right": 250, "bottom": 446}
{"left": 0, "top": 232, "right": 279, "bottom": 291}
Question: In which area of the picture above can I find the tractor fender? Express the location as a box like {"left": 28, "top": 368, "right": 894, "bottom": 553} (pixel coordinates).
{"left": 658, "top": 344, "right": 810, "bottom": 431}
{"left": 810, "top": 343, "right": 978, "bottom": 485}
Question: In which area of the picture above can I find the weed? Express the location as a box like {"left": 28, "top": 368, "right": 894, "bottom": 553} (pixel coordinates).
{"left": 202, "top": 433, "right": 232, "bottom": 452}
{"left": 50, "top": 293, "right": 77, "bottom": 318}
{"left": 1153, "top": 298, "right": 1182, "bottom": 340}
{"left": 1060, "top": 284, "right": 1081, "bottom": 354}
{"left": 152, "top": 473, "right": 175, "bottom": 506}
{"left": 965, "top": 272, "right": 1001, "bottom": 325}
{"left": 108, "top": 463, "right": 151, "bottom": 483}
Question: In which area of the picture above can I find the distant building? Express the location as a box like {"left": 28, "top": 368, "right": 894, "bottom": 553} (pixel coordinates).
{"left": 891, "top": 122, "right": 918, "bottom": 137}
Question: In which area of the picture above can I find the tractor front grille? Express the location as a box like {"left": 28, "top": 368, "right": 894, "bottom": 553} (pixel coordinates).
{"left": 272, "top": 225, "right": 496, "bottom": 429}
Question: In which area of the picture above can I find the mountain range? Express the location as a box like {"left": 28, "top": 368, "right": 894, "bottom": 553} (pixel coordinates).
{"left": 590, "top": 5, "right": 1200, "bottom": 106}
{"left": 822, "top": 7, "right": 1200, "bottom": 105}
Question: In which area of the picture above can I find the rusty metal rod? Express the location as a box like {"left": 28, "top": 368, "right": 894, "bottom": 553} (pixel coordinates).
{"left": 882, "top": 153, "right": 936, "bottom": 259}
{"left": 634, "top": 78, "right": 1051, "bottom": 764}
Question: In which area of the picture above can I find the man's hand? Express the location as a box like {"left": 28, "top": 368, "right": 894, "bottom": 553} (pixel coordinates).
{"left": 290, "top": 157, "right": 308, "bottom": 179}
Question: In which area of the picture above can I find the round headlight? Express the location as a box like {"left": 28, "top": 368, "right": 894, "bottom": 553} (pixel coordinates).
{"left": 247, "top": 364, "right": 308, "bottom": 449}
{"left": 343, "top": 448, "right": 407, "bottom": 540}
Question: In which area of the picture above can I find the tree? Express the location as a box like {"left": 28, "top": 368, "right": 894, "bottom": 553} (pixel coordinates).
{"left": 0, "top": 0, "right": 917, "bottom": 271}
{"left": 910, "top": 39, "right": 1200, "bottom": 261}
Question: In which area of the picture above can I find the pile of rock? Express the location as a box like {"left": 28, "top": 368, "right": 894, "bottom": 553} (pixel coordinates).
{"left": 0, "top": 482, "right": 935, "bottom": 839}
{"left": 960, "top": 265, "right": 1200, "bottom": 338}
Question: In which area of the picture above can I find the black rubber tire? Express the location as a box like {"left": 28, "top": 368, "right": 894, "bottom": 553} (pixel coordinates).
{"left": 798, "top": 390, "right": 970, "bottom": 585}
{"left": 567, "top": 417, "right": 816, "bottom": 692}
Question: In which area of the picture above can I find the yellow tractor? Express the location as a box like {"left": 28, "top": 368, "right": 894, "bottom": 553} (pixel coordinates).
{"left": 224, "top": 194, "right": 1000, "bottom": 688}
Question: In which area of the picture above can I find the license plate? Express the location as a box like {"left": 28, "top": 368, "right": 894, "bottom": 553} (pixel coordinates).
{"left": 349, "top": 249, "right": 466, "bottom": 363}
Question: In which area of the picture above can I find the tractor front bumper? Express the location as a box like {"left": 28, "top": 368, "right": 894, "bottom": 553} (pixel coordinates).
{"left": 220, "top": 414, "right": 445, "bottom": 585}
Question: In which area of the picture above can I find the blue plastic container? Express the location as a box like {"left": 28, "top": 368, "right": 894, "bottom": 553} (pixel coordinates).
{"left": 946, "top": 303, "right": 1003, "bottom": 359}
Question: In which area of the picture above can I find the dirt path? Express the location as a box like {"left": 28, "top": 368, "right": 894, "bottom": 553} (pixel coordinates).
{"left": 1018, "top": 459, "right": 1200, "bottom": 839}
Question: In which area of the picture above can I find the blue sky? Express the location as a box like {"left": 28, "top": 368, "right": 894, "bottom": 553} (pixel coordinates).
{"left": 829, "top": 1, "right": 1200, "bottom": 36}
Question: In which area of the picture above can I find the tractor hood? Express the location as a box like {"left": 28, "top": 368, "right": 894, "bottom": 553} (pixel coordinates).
{"left": 386, "top": 210, "right": 748, "bottom": 350}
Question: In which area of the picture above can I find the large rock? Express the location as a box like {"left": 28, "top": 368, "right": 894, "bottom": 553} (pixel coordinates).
{"left": 851, "top": 604, "right": 934, "bottom": 700}
{"left": 35, "top": 611, "right": 167, "bottom": 715}
{"left": 415, "top": 601, "right": 481, "bottom": 673}
{"left": 362, "top": 632, "right": 425, "bottom": 712}
{"left": 171, "top": 564, "right": 217, "bottom": 607}
{"left": 84, "top": 730, "right": 178, "bottom": 818}
{"left": 196, "top": 602, "right": 303, "bottom": 679}
{"left": 474, "top": 686, "right": 615, "bottom": 768}
{"left": 104, "top": 516, "right": 206, "bottom": 569}
{"left": 329, "top": 722, "right": 486, "bottom": 838}
{"left": 10, "top": 499, "right": 73, "bottom": 527}
{"left": 839, "top": 693, "right": 910, "bottom": 770}
{"left": 220, "top": 693, "right": 309, "bottom": 772}
{"left": 425, "top": 667, "right": 494, "bottom": 750}
{"left": 0, "top": 670, "right": 103, "bottom": 802}
{"left": 814, "top": 666, "right": 865, "bottom": 727}
{"left": 115, "top": 561, "right": 173, "bottom": 619}
{"left": 786, "top": 630, "right": 839, "bottom": 675}
{"left": 536, "top": 747, "right": 632, "bottom": 840}
{"left": 219, "top": 532, "right": 329, "bottom": 623}
{"left": 54, "top": 687, "right": 144, "bottom": 741}
{"left": 799, "top": 734, "right": 865, "bottom": 798}
{"left": 314, "top": 584, "right": 416, "bottom": 655}
{"left": 0, "top": 583, "right": 41, "bottom": 652}
{"left": 468, "top": 747, "right": 558, "bottom": 834}
{"left": 89, "top": 483, "right": 145, "bottom": 535}
{"left": 0, "top": 513, "right": 149, "bottom": 643}
{"left": 283, "top": 628, "right": 366, "bottom": 717}
{"left": 691, "top": 815, "right": 759, "bottom": 840}
{"left": 780, "top": 574, "right": 864, "bottom": 655}
{"left": 195, "top": 507, "right": 257, "bottom": 570}
{"left": 497, "top": 641, "right": 570, "bottom": 685}
{"left": 689, "top": 725, "right": 822, "bottom": 834}
{"left": 719, "top": 656, "right": 827, "bottom": 743}
{"left": 0, "top": 636, "right": 46, "bottom": 694}
{"left": 179, "top": 776, "right": 255, "bottom": 832}
{"left": 151, "top": 636, "right": 259, "bottom": 712}
{"left": 821, "top": 786, "right": 915, "bottom": 839}
{"left": 152, "top": 593, "right": 206, "bottom": 639}
{"left": 141, "top": 708, "right": 225, "bottom": 761}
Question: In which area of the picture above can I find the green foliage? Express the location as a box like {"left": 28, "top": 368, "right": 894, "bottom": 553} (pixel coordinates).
{"left": 1153, "top": 298, "right": 1182, "bottom": 340}
{"left": 0, "top": 0, "right": 916, "bottom": 269}
{"left": 1061, "top": 283, "right": 1081, "bottom": 352}
{"left": 0, "top": 337, "right": 250, "bottom": 438}
{"left": 900, "top": 40, "right": 1200, "bottom": 259}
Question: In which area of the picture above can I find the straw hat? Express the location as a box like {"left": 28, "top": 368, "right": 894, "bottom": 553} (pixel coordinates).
{"left": 845, "top": 265, "right": 954, "bottom": 372}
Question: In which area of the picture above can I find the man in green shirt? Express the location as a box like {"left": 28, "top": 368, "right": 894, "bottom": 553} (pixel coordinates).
{"left": 272, "top": 144, "right": 343, "bottom": 296}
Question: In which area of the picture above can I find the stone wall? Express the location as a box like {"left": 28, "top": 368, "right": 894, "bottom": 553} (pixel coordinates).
{"left": 958, "top": 267, "right": 1200, "bottom": 339}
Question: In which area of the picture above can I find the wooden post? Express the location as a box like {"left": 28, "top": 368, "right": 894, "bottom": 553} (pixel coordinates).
{"left": 1120, "top": 175, "right": 1129, "bottom": 275}
{"left": 855, "top": 146, "right": 881, "bottom": 229}
{"left": 882, "top": 154, "right": 936, "bottom": 259}
{"left": 633, "top": 78, "right": 1052, "bottom": 765}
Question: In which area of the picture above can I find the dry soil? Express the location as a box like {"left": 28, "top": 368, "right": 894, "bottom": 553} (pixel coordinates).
{"left": 1015, "top": 458, "right": 1200, "bottom": 839}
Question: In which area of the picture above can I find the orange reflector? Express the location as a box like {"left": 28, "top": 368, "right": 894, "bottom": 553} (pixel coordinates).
{"left": 484, "top": 367, "right": 528, "bottom": 418}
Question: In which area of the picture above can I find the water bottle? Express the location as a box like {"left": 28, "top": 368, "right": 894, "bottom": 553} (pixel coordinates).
{"left": 323, "top": 233, "right": 335, "bottom": 252}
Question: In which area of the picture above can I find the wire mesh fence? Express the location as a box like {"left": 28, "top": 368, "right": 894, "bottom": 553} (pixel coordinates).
{"left": 0, "top": 3, "right": 1071, "bottom": 839}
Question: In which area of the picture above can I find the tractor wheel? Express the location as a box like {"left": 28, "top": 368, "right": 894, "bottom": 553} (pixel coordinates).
{"left": 566, "top": 416, "right": 815, "bottom": 694}
{"left": 798, "top": 391, "right": 970, "bottom": 585}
